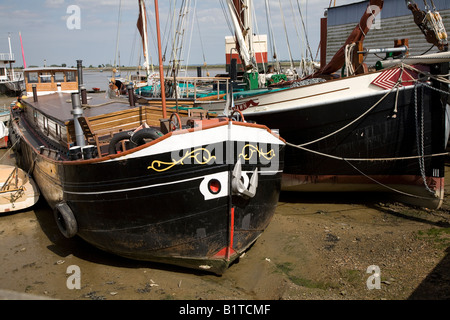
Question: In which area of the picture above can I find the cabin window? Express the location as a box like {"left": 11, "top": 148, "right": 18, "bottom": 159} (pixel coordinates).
{"left": 43, "top": 117, "right": 48, "bottom": 131}
{"left": 54, "top": 72, "right": 65, "bottom": 82}
{"left": 66, "top": 71, "right": 76, "bottom": 82}
{"left": 40, "top": 72, "right": 52, "bottom": 83}
{"left": 55, "top": 123, "right": 61, "bottom": 140}
{"left": 0, "top": 68, "right": 5, "bottom": 76}
{"left": 27, "top": 72, "right": 39, "bottom": 83}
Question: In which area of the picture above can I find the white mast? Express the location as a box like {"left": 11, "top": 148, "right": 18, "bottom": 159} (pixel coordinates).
{"left": 7, "top": 33, "right": 15, "bottom": 81}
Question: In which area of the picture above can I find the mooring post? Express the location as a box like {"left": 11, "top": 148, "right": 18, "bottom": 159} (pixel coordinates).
{"left": 80, "top": 86, "right": 87, "bottom": 105}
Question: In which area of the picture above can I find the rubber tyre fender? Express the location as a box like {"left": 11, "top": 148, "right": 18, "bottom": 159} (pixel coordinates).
{"left": 54, "top": 202, "right": 78, "bottom": 238}
{"left": 108, "top": 131, "right": 133, "bottom": 155}
{"left": 130, "top": 128, "right": 163, "bottom": 147}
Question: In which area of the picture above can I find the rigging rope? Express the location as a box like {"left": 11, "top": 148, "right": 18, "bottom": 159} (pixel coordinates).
{"left": 296, "top": 0, "right": 314, "bottom": 61}
{"left": 278, "top": 0, "right": 295, "bottom": 72}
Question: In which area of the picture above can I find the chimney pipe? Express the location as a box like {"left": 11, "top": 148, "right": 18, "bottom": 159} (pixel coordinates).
{"left": 76, "top": 59, "right": 83, "bottom": 91}
{"left": 32, "top": 84, "right": 38, "bottom": 102}
{"left": 71, "top": 92, "right": 85, "bottom": 147}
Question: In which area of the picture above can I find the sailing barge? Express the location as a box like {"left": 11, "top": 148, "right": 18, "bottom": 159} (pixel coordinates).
{"left": 8, "top": 64, "right": 285, "bottom": 274}
{"left": 199, "top": 0, "right": 450, "bottom": 209}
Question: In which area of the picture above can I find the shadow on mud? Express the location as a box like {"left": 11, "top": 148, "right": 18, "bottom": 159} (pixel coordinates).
{"left": 408, "top": 247, "right": 450, "bottom": 300}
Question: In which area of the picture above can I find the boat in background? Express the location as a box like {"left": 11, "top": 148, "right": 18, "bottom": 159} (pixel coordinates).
{"left": 196, "top": 0, "right": 450, "bottom": 209}
{"left": 0, "top": 35, "right": 24, "bottom": 97}
{"left": 0, "top": 165, "right": 39, "bottom": 213}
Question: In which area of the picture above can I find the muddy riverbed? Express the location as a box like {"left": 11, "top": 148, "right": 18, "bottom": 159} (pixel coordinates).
{"left": 0, "top": 95, "right": 449, "bottom": 302}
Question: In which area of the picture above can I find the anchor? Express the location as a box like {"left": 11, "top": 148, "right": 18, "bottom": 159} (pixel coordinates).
{"left": 231, "top": 158, "right": 258, "bottom": 198}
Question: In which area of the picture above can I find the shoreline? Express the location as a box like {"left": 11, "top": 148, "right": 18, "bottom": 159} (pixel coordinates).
{"left": 0, "top": 144, "right": 449, "bottom": 300}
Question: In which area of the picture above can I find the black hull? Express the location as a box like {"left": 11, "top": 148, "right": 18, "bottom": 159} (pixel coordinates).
{"left": 10, "top": 115, "right": 284, "bottom": 274}
{"left": 245, "top": 67, "right": 448, "bottom": 208}
{"left": 0, "top": 81, "right": 23, "bottom": 97}
{"left": 64, "top": 159, "right": 282, "bottom": 274}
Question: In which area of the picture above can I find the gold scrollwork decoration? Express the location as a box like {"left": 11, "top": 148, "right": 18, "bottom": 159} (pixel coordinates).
{"left": 239, "top": 144, "right": 275, "bottom": 161}
{"left": 148, "top": 148, "right": 216, "bottom": 172}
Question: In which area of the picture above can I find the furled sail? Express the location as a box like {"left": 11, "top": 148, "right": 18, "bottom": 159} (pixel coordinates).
{"left": 137, "top": 0, "right": 151, "bottom": 80}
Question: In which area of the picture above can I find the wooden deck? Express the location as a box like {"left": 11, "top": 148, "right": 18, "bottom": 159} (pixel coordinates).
{"left": 21, "top": 92, "right": 209, "bottom": 151}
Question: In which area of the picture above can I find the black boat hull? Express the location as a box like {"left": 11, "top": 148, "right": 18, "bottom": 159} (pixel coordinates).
{"left": 241, "top": 65, "right": 449, "bottom": 208}
{"left": 10, "top": 117, "right": 284, "bottom": 274}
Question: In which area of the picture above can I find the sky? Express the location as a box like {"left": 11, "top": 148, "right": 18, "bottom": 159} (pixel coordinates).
{"left": 0, "top": 0, "right": 362, "bottom": 68}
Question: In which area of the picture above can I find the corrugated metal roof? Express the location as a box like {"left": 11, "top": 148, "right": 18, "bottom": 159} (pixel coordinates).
{"left": 328, "top": 0, "right": 450, "bottom": 26}
{"left": 325, "top": 1, "right": 450, "bottom": 67}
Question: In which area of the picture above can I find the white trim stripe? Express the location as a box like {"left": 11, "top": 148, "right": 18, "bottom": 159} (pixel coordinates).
{"left": 64, "top": 170, "right": 282, "bottom": 196}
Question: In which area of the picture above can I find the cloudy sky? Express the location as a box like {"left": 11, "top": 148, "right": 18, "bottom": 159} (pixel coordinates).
{"left": 0, "top": 0, "right": 361, "bottom": 68}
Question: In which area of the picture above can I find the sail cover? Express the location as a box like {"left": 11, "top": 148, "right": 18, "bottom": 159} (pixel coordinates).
{"left": 137, "top": 0, "right": 148, "bottom": 61}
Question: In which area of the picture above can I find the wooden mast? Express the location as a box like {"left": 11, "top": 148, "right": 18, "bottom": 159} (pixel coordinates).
{"left": 154, "top": 0, "right": 167, "bottom": 118}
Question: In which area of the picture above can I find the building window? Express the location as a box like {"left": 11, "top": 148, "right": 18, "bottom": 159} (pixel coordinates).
{"left": 27, "top": 72, "right": 38, "bottom": 83}
{"left": 40, "top": 72, "right": 52, "bottom": 83}
{"left": 66, "top": 71, "right": 76, "bottom": 82}
{"left": 55, "top": 72, "right": 65, "bottom": 82}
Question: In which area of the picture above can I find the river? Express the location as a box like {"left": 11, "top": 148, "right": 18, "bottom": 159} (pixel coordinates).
{"left": 82, "top": 67, "right": 225, "bottom": 92}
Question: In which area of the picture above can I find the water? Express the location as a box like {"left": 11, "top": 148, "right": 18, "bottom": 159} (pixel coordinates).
{"left": 82, "top": 68, "right": 225, "bottom": 92}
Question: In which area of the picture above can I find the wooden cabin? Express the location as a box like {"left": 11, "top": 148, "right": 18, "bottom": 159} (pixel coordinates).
{"left": 23, "top": 67, "right": 79, "bottom": 96}
{"left": 16, "top": 92, "right": 208, "bottom": 159}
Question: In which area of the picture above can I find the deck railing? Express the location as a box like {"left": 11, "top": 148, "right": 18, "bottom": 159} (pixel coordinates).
{"left": 0, "top": 53, "right": 15, "bottom": 61}
{"left": 166, "top": 76, "right": 230, "bottom": 100}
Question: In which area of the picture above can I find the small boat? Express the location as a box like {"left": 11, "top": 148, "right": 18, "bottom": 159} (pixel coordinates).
{"left": 0, "top": 165, "right": 40, "bottom": 213}
{"left": 0, "top": 121, "right": 8, "bottom": 148}
{"left": 0, "top": 104, "right": 10, "bottom": 124}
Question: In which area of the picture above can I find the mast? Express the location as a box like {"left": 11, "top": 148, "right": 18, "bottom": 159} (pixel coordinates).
{"left": 114, "top": 0, "right": 122, "bottom": 78}
{"left": 154, "top": 0, "right": 167, "bottom": 117}
{"left": 19, "top": 32, "right": 26, "bottom": 69}
{"left": 314, "top": 0, "right": 384, "bottom": 76}
{"left": 7, "top": 33, "right": 15, "bottom": 81}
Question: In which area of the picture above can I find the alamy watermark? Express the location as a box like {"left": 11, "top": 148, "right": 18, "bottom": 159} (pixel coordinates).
{"left": 366, "top": 265, "right": 381, "bottom": 290}
{"left": 367, "top": 5, "right": 382, "bottom": 30}
{"left": 66, "top": 5, "right": 81, "bottom": 30}
{"left": 66, "top": 265, "right": 81, "bottom": 290}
